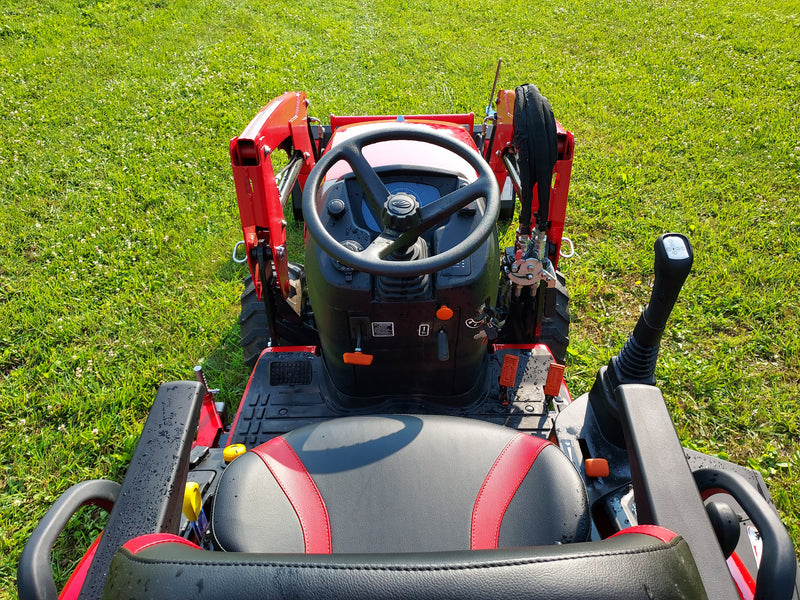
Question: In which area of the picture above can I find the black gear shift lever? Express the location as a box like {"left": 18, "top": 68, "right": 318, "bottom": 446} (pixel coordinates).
{"left": 614, "top": 233, "right": 694, "bottom": 383}
{"left": 589, "top": 233, "right": 694, "bottom": 446}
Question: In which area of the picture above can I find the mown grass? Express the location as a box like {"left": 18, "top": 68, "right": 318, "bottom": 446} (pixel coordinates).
{"left": 1, "top": 0, "right": 798, "bottom": 596}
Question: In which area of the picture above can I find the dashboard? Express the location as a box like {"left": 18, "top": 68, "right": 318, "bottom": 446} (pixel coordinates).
{"left": 343, "top": 170, "right": 462, "bottom": 234}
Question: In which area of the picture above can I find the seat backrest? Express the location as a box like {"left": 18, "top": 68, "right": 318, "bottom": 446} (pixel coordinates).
{"left": 102, "top": 529, "right": 709, "bottom": 600}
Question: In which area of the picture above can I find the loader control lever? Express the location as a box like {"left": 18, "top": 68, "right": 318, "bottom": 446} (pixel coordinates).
{"left": 615, "top": 233, "right": 693, "bottom": 383}
{"left": 589, "top": 233, "right": 693, "bottom": 446}
{"left": 633, "top": 234, "right": 693, "bottom": 347}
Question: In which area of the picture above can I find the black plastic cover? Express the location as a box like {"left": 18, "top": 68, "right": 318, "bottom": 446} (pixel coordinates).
{"left": 616, "top": 383, "right": 740, "bottom": 599}
{"left": 18, "top": 479, "right": 120, "bottom": 600}
{"left": 694, "top": 468, "right": 798, "bottom": 600}
{"left": 77, "top": 381, "right": 205, "bottom": 600}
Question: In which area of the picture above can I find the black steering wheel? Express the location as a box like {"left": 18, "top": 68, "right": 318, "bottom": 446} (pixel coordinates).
{"left": 302, "top": 123, "right": 500, "bottom": 277}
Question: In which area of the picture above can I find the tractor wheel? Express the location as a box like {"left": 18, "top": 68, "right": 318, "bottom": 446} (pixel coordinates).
{"left": 499, "top": 191, "right": 515, "bottom": 221}
{"left": 291, "top": 181, "right": 303, "bottom": 222}
{"left": 239, "top": 275, "right": 271, "bottom": 367}
{"left": 538, "top": 271, "right": 570, "bottom": 364}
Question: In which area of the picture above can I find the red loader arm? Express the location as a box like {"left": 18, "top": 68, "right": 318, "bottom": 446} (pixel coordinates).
{"left": 230, "top": 92, "right": 317, "bottom": 299}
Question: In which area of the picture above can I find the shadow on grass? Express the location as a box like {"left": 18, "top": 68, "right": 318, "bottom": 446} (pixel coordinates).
{"left": 197, "top": 258, "right": 253, "bottom": 413}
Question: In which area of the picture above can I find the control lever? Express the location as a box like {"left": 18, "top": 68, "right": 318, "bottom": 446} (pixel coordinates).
{"left": 614, "top": 233, "right": 693, "bottom": 384}
{"left": 437, "top": 329, "right": 450, "bottom": 361}
{"left": 589, "top": 233, "right": 693, "bottom": 446}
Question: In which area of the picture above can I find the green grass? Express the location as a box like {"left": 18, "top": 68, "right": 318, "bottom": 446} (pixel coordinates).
{"left": 1, "top": 0, "right": 798, "bottom": 596}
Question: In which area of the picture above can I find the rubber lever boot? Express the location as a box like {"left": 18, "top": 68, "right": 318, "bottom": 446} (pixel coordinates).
{"left": 589, "top": 233, "right": 694, "bottom": 446}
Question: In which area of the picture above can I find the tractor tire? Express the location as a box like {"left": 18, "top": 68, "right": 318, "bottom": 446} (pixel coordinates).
{"left": 538, "top": 271, "right": 570, "bottom": 364}
{"left": 291, "top": 181, "right": 303, "bottom": 222}
{"left": 239, "top": 275, "right": 271, "bottom": 368}
{"left": 499, "top": 192, "right": 515, "bottom": 221}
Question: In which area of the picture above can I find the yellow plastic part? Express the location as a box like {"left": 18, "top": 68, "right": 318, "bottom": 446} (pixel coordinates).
{"left": 182, "top": 481, "right": 202, "bottom": 522}
{"left": 223, "top": 443, "right": 247, "bottom": 463}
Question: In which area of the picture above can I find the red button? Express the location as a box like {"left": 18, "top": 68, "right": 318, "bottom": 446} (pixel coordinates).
{"left": 436, "top": 306, "right": 454, "bottom": 320}
{"left": 585, "top": 458, "right": 610, "bottom": 478}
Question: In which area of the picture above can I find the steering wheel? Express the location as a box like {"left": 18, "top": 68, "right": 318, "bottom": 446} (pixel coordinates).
{"left": 302, "top": 123, "right": 500, "bottom": 277}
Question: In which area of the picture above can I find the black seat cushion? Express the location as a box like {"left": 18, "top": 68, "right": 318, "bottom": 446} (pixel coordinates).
{"left": 212, "top": 415, "right": 590, "bottom": 553}
{"left": 102, "top": 529, "right": 710, "bottom": 600}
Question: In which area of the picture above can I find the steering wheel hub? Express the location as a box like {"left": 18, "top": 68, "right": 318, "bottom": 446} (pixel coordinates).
{"left": 383, "top": 192, "right": 421, "bottom": 232}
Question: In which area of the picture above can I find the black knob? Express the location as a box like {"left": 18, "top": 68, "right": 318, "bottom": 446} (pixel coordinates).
{"left": 382, "top": 193, "right": 421, "bottom": 232}
{"left": 437, "top": 329, "right": 450, "bottom": 362}
{"left": 705, "top": 501, "right": 740, "bottom": 559}
{"left": 635, "top": 234, "right": 694, "bottom": 346}
{"left": 327, "top": 198, "right": 346, "bottom": 218}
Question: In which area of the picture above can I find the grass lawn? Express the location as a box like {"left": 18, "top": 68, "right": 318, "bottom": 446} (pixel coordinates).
{"left": 1, "top": 0, "right": 798, "bottom": 596}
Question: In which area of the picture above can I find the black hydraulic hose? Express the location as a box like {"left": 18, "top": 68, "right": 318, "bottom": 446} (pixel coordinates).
{"left": 277, "top": 152, "right": 305, "bottom": 208}
{"left": 483, "top": 115, "right": 497, "bottom": 162}
{"left": 512, "top": 84, "right": 557, "bottom": 235}
{"left": 306, "top": 118, "right": 320, "bottom": 162}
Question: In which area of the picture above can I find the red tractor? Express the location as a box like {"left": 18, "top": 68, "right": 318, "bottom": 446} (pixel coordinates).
{"left": 18, "top": 83, "right": 799, "bottom": 600}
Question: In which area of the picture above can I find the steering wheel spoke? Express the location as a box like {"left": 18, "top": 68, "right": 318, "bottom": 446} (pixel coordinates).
{"left": 340, "top": 143, "right": 390, "bottom": 218}
{"left": 418, "top": 179, "right": 489, "bottom": 230}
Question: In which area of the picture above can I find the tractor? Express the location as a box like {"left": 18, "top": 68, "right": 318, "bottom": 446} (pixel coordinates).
{"left": 18, "top": 80, "right": 799, "bottom": 600}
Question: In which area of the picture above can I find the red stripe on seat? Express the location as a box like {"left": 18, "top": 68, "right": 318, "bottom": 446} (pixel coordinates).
{"left": 471, "top": 434, "right": 551, "bottom": 550}
{"left": 123, "top": 533, "right": 201, "bottom": 554}
{"left": 610, "top": 525, "right": 678, "bottom": 543}
{"left": 252, "top": 437, "right": 332, "bottom": 553}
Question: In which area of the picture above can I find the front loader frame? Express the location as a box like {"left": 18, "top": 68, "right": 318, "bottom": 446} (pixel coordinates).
{"left": 228, "top": 91, "right": 575, "bottom": 347}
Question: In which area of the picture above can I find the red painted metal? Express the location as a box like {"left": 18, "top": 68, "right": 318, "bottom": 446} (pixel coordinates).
{"left": 491, "top": 343, "right": 538, "bottom": 351}
{"left": 261, "top": 345, "right": 318, "bottom": 354}
{"left": 230, "top": 92, "right": 317, "bottom": 299}
{"left": 728, "top": 552, "right": 756, "bottom": 600}
{"left": 330, "top": 113, "right": 474, "bottom": 131}
{"left": 486, "top": 88, "right": 515, "bottom": 192}
{"left": 194, "top": 389, "right": 223, "bottom": 448}
{"left": 58, "top": 534, "right": 102, "bottom": 600}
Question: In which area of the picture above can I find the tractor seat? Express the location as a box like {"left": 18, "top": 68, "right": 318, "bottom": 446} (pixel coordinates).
{"left": 102, "top": 414, "right": 710, "bottom": 599}
{"left": 210, "top": 415, "right": 591, "bottom": 553}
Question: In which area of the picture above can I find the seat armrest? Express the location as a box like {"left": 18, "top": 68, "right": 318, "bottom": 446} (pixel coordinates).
{"left": 616, "top": 383, "right": 739, "bottom": 599}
